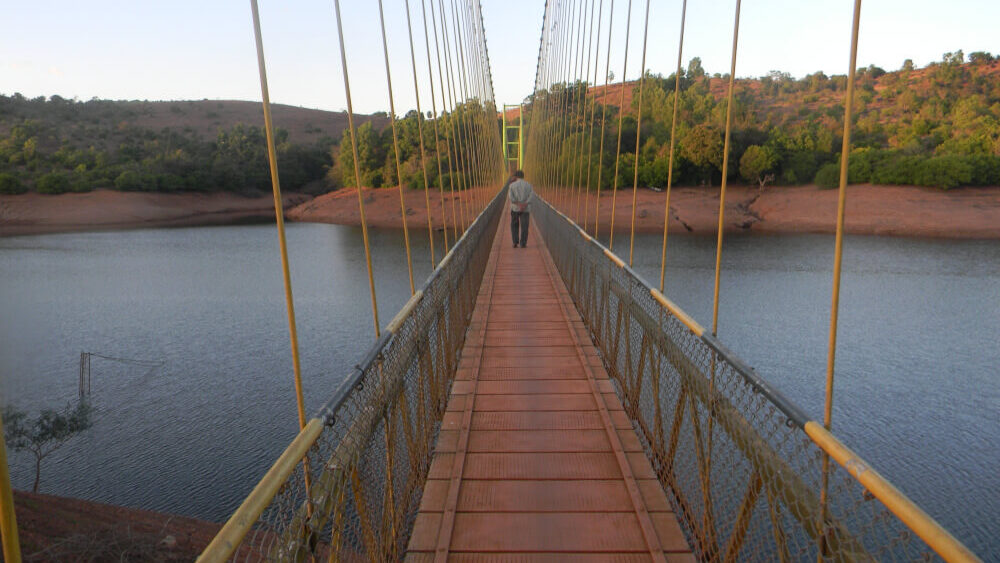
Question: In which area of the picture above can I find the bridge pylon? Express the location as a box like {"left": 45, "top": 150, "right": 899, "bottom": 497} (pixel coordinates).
{"left": 501, "top": 103, "right": 523, "bottom": 173}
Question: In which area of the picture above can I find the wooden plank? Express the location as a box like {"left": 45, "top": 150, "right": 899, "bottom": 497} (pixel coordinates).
{"left": 406, "top": 217, "right": 692, "bottom": 561}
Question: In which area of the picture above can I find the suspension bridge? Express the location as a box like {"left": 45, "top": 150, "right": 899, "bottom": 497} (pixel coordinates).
{"left": 0, "top": 0, "right": 986, "bottom": 561}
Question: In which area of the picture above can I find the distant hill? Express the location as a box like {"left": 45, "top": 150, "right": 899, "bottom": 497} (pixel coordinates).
{"left": 0, "top": 95, "right": 386, "bottom": 195}
{"left": 522, "top": 51, "right": 1000, "bottom": 190}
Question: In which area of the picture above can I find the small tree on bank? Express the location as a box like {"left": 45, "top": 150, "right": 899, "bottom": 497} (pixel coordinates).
{"left": 2, "top": 402, "right": 94, "bottom": 493}
{"left": 740, "top": 144, "right": 778, "bottom": 191}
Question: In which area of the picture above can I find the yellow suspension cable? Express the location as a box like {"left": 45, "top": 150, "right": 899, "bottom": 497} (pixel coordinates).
{"left": 703, "top": 8, "right": 744, "bottom": 550}
{"left": 421, "top": 0, "right": 451, "bottom": 256}
{"left": 628, "top": 0, "right": 651, "bottom": 266}
{"left": 820, "top": 0, "right": 863, "bottom": 558}
{"left": 404, "top": 0, "right": 437, "bottom": 266}
{"left": 659, "top": 0, "right": 688, "bottom": 292}
{"left": 545, "top": 0, "right": 572, "bottom": 211}
{"left": 582, "top": 0, "right": 605, "bottom": 233}
{"left": 0, "top": 414, "right": 21, "bottom": 563}
{"left": 544, "top": 2, "right": 570, "bottom": 206}
{"left": 562, "top": 0, "right": 586, "bottom": 218}
{"left": 542, "top": 3, "right": 569, "bottom": 206}
{"left": 377, "top": 0, "right": 417, "bottom": 296}
{"left": 593, "top": 0, "right": 616, "bottom": 239}
{"left": 249, "top": 0, "right": 317, "bottom": 530}
{"left": 453, "top": 0, "right": 486, "bottom": 214}
{"left": 560, "top": 0, "right": 584, "bottom": 212}
{"left": 448, "top": 0, "right": 477, "bottom": 228}
{"left": 711, "top": 0, "right": 742, "bottom": 337}
{"left": 608, "top": 0, "right": 635, "bottom": 251}
{"left": 467, "top": 1, "right": 495, "bottom": 210}
{"left": 450, "top": 0, "right": 477, "bottom": 212}
{"left": 572, "top": 0, "right": 597, "bottom": 224}
{"left": 250, "top": 0, "right": 307, "bottom": 431}
{"left": 438, "top": 0, "right": 469, "bottom": 232}
{"left": 523, "top": 1, "right": 547, "bottom": 192}
{"left": 428, "top": 0, "right": 461, "bottom": 244}
{"left": 333, "top": 0, "right": 381, "bottom": 338}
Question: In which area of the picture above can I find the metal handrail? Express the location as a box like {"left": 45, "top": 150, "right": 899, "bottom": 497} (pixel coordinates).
{"left": 540, "top": 200, "right": 980, "bottom": 563}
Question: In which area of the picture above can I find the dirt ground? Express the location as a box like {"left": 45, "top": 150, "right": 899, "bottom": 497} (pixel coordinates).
{"left": 3, "top": 184, "right": 998, "bottom": 240}
{"left": 0, "top": 190, "right": 310, "bottom": 237}
{"left": 11, "top": 490, "right": 221, "bottom": 561}
{"left": 288, "top": 183, "right": 1000, "bottom": 239}
{"left": 285, "top": 185, "right": 494, "bottom": 234}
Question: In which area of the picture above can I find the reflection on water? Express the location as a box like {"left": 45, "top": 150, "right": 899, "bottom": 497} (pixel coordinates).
{"left": 0, "top": 225, "right": 997, "bottom": 555}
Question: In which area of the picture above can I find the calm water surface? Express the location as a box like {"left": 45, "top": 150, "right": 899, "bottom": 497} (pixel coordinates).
{"left": 0, "top": 224, "right": 997, "bottom": 556}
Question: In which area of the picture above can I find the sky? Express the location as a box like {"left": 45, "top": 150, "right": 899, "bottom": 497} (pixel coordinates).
{"left": 1, "top": 0, "right": 998, "bottom": 116}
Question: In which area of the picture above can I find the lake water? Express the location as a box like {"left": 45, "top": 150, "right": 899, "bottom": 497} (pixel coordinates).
{"left": 1, "top": 223, "right": 997, "bottom": 556}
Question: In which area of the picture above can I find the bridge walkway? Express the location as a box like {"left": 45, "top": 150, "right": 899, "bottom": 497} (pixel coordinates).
{"left": 406, "top": 218, "right": 695, "bottom": 561}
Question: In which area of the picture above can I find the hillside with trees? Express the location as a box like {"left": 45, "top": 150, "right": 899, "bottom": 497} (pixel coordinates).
{"left": 528, "top": 50, "right": 1000, "bottom": 192}
{"left": 3, "top": 51, "right": 998, "bottom": 199}
{"left": 0, "top": 96, "right": 384, "bottom": 196}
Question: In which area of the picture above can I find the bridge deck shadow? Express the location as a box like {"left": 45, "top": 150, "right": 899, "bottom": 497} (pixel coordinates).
{"left": 406, "top": 216, "right": 695, "bottom": 561}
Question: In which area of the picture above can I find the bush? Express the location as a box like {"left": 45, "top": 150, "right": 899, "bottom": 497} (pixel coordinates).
{"left": 780, "top": 151, "right": 820, "bottom": 186}
{"left": 0, "top": 173, "right": 26, "bottom": 194}
{"left": 870, "top": 154, "right": 919, "bottom": 185}
{"left": 847, "top": 148, "right": 877, "bottom": 184}
{"left": 814, "top": 163, "right": 841, "bottom": 189}
{"left": 912, "top": 156, "right": 973, "bottom": 189}
{"left": 36, "top": 171, "right": 71, "bottom": 194}
{"left": 967, "top": 155, "right": 1000, "bottom": 186}
{"left": 114, "top": 170, "right": 157, "bottom": 191}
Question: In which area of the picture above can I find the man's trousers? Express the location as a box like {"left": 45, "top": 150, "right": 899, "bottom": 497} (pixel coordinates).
{"left": 511, "top": 211, "right": 529, "bottom": 247}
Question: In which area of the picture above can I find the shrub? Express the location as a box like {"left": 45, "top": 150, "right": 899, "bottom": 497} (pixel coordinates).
{"left": 912, "top": 156, "right": 973, "bottom": 189}
{"left": 36, "top": 171, "right": 71, "bottom": 194}
{"left": 114, "top": 170, "right": 157, "bottom": 191}
{"left": 814, "top": 163, "right": 841, "bottom": 189}
{"left": 847, "top": 148, "right": 877, "bottom": 184}
{"left": 781, "top": 151, "right": 821, "bottom": 186}
{"left": 968, "top": 155, "right": 1000, "bottom": 185}
{"left": 871, "top": 154, "right": 919, "bottom": 185}
{"left": 0, "top": 173, "right": 26, "bottom": 194}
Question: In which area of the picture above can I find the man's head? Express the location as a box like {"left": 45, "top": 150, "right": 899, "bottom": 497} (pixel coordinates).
{"left": 513, "top": 170, "right": 525, "bottom": 179}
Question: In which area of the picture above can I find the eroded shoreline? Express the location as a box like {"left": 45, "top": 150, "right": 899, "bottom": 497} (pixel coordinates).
{"left": 2, "top": 184, "right": 998, "bottom": 239}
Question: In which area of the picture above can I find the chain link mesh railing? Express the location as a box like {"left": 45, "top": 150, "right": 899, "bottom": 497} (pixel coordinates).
{"left": 199, "top": 187, "right": 505, "bottom": 562}
{"left": 533, "top": 197, "right": 960, "bottom": 562}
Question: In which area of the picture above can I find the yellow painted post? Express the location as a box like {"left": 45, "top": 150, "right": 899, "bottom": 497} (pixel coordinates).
{"left": 0, "top": 415, "right": 22, "bottom": 563}
{"left": 502, "top": 107, "right": 509, "bottom": 163}
{"left": 518, "top": 103, "right": 524, "bottom": 169}
{"left": 502, "top": 103, "right": 523, "bottom": 173}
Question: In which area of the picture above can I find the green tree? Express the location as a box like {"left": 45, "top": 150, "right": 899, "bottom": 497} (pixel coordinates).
{"left": 968, "top": 51, "right": 995, "bottom": 64}
{"left": 687, "top": 57, "right": 706, "bottom": 79}
{"left": 681, "top": 124, "right": 722, "bottom": 184}
{"left": 739, "top": 145, "right": 778, "bottom": 190}
{"left": 3, "top": 402, "right": 94, "bottom": 493}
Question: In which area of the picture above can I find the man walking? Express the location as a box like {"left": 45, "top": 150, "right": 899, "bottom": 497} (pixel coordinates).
{"left": 506, "top": 170, "right": 533, "bottom": 248}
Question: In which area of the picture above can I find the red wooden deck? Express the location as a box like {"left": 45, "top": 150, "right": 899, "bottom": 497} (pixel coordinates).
{"left": 406, "top": 218, "right": 695, "bottom": 562}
